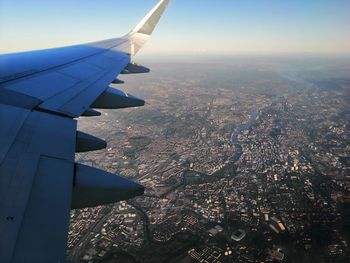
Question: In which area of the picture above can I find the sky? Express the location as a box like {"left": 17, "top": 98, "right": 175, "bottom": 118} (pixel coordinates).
{"left": 0, "top": 0, "right": 350, "bottom": 56}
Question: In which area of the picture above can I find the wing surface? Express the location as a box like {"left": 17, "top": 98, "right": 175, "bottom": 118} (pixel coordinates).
{"left": 0, "top": 0, "right": 170, "bottom": 262}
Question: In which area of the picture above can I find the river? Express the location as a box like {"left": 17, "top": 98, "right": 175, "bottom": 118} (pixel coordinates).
{"left": 230, "top": 107, "right": 257, "bottom": 161}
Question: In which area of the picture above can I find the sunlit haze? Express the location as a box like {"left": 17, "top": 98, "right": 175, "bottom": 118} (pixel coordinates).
{"left": 1, "top": 0, "right": 350, "bottom": 56}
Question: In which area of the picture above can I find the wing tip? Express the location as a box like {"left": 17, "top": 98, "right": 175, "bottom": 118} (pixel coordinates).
{"left": 131, "top": 0, "right": 170, "bottom": 36}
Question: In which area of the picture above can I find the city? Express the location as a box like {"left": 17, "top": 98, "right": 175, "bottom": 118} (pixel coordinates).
{"left": 67, "top": 58, "right": 350, "bottom": 263}
{"left": 1, "top": 1, "right": 350, "bottom": 262}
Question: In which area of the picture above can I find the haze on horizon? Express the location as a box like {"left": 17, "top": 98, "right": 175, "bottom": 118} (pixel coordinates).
{"left": 0, "top": 0, "right": 349, "bottom": 56}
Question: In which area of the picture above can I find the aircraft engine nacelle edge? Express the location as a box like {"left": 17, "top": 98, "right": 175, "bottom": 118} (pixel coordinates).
{"left": 121, "top": 62, "right": 150, "bottom": 74}
{"left": 91, "top": 87, "right": 145, "bottom": 109}
{"left": 75, "top": 131, "right": 107, "bottom": 153}
{"left": 71, "top": 163, "right": 144, "bottom": 209}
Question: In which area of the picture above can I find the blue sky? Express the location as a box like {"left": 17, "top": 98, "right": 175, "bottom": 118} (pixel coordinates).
{"left": 1, "top": 0, "right": 349, "bottom": 55}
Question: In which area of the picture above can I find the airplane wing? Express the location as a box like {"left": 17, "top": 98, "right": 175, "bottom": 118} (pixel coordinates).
{"left": 0, "top": 0, "right": 170, "bottom": 262}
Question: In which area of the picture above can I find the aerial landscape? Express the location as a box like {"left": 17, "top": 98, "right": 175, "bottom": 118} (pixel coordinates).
{"left": 68, "top": 56, "right": 350, "bottom": 263}
{"left": 1, "top": 0, "right": 350, "bottom": 262}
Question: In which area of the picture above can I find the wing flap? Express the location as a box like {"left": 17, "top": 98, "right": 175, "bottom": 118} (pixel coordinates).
{"left": 2, "top": 48, "right": 130, "bottom": 118}
{"left": 5, "top": 71, "right": 80, "bottom": 100}
{"left": 11, "top": 157, "right": 73, "bottom": 263}
{"left": 0, "top": 107, "right": 76, "bottom": 263}
{"left": 0, "top": 105, "right": 30, "bottom": 163}
{"left": 54, "top": 56, "right": 130, "bottom": 117}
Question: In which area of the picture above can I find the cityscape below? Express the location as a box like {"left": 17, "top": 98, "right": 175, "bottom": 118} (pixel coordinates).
{"left": 68, "top": 55, "right": 350, "bottom": 263}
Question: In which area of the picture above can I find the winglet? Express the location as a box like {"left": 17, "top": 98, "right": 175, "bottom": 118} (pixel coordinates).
{"left": 131, "top": 0, "right": 170, "bottom": 35}
{"left": 127, "top": 0, "right": 170, "bottom": 55}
